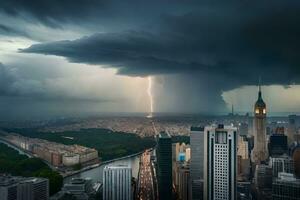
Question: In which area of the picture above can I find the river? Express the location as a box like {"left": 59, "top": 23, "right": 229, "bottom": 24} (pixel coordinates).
{"left": 64, "top": 154, "right": 141, "bottom": 184}
{"left": 0, "top": 139, "right": 141, "bottom": 184}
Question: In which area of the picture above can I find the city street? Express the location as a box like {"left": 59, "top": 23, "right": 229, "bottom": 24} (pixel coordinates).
{"left": 137, "top": 151, "right": 155, "bottom": 200}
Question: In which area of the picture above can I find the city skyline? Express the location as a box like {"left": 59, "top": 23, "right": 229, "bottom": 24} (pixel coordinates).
{"left": 1, "top": 1, "right": 300, "bottom": 119}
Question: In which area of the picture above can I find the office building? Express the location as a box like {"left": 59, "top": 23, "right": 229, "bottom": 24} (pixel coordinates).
{"left": 292, "top": 145, "right": 300, "bottom": 178}
{"left": 237, "top": 136, "right": 250, "bottom": 180}
{"left": 269, "top": 156, "right": 294, "bottom": 178}
{"left": 272, "top": 172, "right": 300, "bottom": 200}
{"left": 269, "top": 134, "right": 288, "bottom": 156}
{"left": 239, "top": 122, "right": 248, "bottom": 137}
{"left": 204, "top": 124, "right": 237, "bottom": 200}
{"left": 254, "top": 164, "right": 273, "bottom": 199}
{"left": 287, "top": 115, "right": 300, "bottom": 144}
{"left": 177, "top": 163, "right": 191, "bottom": 200}
{"left": 61, "top": 178, "right": 93, "bottom": 200}
{"left": 251, "top": 84, "right": 268, "bottom": 164}
{"left": 190, "top": 126, "right": 204, "bottom": 200}
{"left": 156, "top": 132, "right": 172, "bottom": 200}
{"left": 0, "top": 175, "right": 49, "bottom": 200}
{"left": 103, "top": 165, "right": 132, "bottom": 200}
{"left": 237, "top": 182, "right": 251, "bottom": 200}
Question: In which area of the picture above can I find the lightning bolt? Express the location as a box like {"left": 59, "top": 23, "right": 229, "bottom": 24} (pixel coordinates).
{"left": 147, "top": 76, "right": 153, "bottom": 118}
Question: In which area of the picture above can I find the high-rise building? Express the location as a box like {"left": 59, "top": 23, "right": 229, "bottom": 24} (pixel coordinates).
{"left": 272, "top": 172, "right": 300, "bottom": 200}
{"left": 0, "top": 176, "right": 18, "bottom": 200}
{"left": 156, "top": 131, "right": 172, "bottom": 200}
{"left": 269, "top": 134, "right": 288, "bottom": 156}
{"left": 204, "top": 124, "right": 237, "bottom": 200}
{"left": 177, "top": 163, "right": 191, "bottom": 200}
{"left": 239, "top": 123, "right": 249, "bottom": 137}
{"left": 0, "top": 176, "right": 49, "bottom": 200}
{"left": 269, "top": 156, "right": 294, "bottom": 178}
{"left": 292, "top": 145, "right": 300, "bottom": 178}
{"left": 254, "top": 164, "right": 273, "bottom": 199}
{"left": 237, "top": 136, "right": 250, "bottom": 180}
{"left": 190, "top": 126, "right": 204, "bottom": 200}
{"left": 287, "top": 115, "right": 300, "bottom": 144}
{"left": 251, "top": 84, "right": 268, "bottom": 164}
{"left": 103, "top": 165, "right": 132, "bottom": 200}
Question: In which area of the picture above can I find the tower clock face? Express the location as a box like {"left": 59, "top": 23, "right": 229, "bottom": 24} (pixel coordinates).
{"left": 255, "top": 108, "right": 259, "bottom": 114}
{"left": 263, "top": 108, "right": 266, "bottom": 114}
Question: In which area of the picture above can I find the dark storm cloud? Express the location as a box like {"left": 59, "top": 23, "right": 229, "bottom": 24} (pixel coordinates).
{"left": 21, "top": 0, "right": 300, "bottom": 91}
{"left": 0, "top": 24, "right": 29, "bottom": 38}
{"left": 3, "top": 0, "right": 300, "bottom": 114}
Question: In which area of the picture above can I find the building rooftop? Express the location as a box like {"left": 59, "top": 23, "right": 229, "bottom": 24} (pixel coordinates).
{"left": 190, "top": 126, "right": 204, "bottom": 131}
{"left": 159, "top": 131, "right": 171, "bottom": 138}
{"left": 104, "top": 164, "right": 131, "bottom": 170}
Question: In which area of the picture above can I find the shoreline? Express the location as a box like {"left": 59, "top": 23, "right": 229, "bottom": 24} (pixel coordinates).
{"left": 63, "top": 148, "right": 152, "bottom": 178}
{"left": 0, "top": 137, "right": 153, "bottom": 179}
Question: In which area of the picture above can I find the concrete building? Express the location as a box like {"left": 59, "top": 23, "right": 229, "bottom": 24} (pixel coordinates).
{"left": 0, "top": 176, "right": 49, "bottom": 200}
{"left": 156, "top": 131, "right": 172, "bottom": 200}
{"left": 177, "top": 164, "right": 191, "bottom": 200}
{"left": 237, "top": 136, "right": 250, "bottom": 180}
{"left": 254, "top": 164, "right": 273, "bottom": 199}
{"left": 292, "top": 145, "right": 300, "bottom": 178}
{"left": 272, "top": 172, "right": 300, "bottom": 200}
{"left": 268, "top": 134, "right": 288, "bottom": 156}
{"left": 204, "top": 124, "right": 237, "bottom": 200}
{"left": 269, "top": 156, "right": 294, "bottom": 178}
{"left": 103, "top": 165, "right": 132, "bottom": 200}
{"left": 287, "top": 115, "right": 300, "bottom": 144}
{"left": 251, "top": 84, "right": 268, "bottom": 164}
{"left": 0, "top": 176, "right": 18, "bottom": 200}
{"left": 190, "top": 126, "right": 204, "bottom": 200}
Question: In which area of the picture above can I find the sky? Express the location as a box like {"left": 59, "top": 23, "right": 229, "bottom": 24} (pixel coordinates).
{"left": 1, "top": 0, "right": 300, "bottom": 119}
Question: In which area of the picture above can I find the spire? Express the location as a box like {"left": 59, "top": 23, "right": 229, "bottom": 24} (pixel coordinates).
{"left": 258, "top": 76, "right": 262, "bottom": 99}
{"left": 232, "top": 104, "right": 234, "bottom": 115}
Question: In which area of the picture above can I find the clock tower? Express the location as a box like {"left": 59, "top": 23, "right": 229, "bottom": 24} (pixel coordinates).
{"left": 251, "top": 83, "right": 268, "bottom": 164}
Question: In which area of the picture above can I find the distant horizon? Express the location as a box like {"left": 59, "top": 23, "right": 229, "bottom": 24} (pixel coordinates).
{"left": 1, "top": 111, "right": 299, "bottom": 122}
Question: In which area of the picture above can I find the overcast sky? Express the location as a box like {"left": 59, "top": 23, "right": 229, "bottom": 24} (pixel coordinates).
{"left": 1, "top": 0, "right": 300, "bottom": 119}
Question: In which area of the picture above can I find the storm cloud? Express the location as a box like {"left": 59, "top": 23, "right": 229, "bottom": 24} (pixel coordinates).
{"left": 19, "top": 0, "right": 300, "bottom": 90}
{"left": 1, "top": 0, "right": 300, "bottom": 117}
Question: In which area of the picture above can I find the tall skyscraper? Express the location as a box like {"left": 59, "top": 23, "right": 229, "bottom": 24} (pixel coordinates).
{"left": 251, "top": 84, "right": 268, "bottom": 164}
{"left": 204, "top": 124, "right": 237, "bottom": 200}
{"left": 156, "top": 131, "right": 172, "bottom": 200}
{"left": 177, "top": 163, "right": 191, "bottom": 200}
{"left": 190, "top": 126, "right": 204, "bottom": 200}
{"left": 0, "top": 176, "right": 49, "bottom": 200}
{"left": 103, "top": 165, "right": 132, "bottom": 200}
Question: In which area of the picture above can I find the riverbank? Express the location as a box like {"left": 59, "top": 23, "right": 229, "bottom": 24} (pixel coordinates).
{"left": 63, "top": 148, "right": 150, "bottom": 178}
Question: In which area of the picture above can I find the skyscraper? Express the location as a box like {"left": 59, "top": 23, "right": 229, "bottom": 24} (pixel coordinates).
{"left": 204, "top": 124, "right": 237, "bottom": 200}
{"left": 103, "top": 165, "right": 132, "bottom": 200}
{"left": 251, "top": 84, "right": 268, "bottom": 164}
{"left": 190, "top": 126, "right": 204, "bottom": 200}
{"left": 156, "top": 131, "right": 172, "bottom": 200}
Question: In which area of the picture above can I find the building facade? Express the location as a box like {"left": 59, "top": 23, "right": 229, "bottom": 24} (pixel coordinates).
{"left": 156, "top": 132, "right": 172, "bottom": 200}
{"left": 272, "top": 172, "right": 300, "bottom": 200}
{"left": 251, "top": 85, "right": 268, "bottom": 164}
{"left": 103, "top": 165, "right": 132, "bottom": 200}
{"left": 204, "top": 124, "right": 237, "bottom": 200}
{"left": 0, "top": 176, "right": 49, "bottom": 200}
{"left": 190, "top": 126, "right": 204, "bottom": 200}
